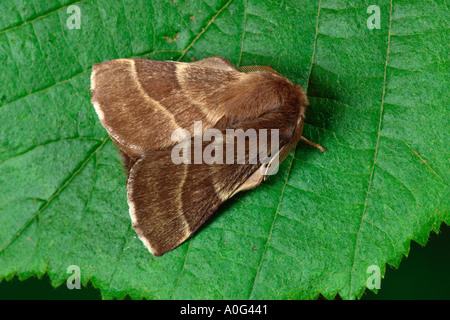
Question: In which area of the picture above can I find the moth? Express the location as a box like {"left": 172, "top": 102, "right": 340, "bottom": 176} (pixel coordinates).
{"left": 90, "top": 56, "right": 324, "bottom": 256}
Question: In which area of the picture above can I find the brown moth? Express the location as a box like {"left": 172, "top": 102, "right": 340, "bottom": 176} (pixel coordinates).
{"left": 90, "top": 56, "right": 324, "bottom": 256}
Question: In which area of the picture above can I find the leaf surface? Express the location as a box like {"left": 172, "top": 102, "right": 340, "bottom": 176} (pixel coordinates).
{"left": 0, "top": 0, "right": 448, "bottom": 299}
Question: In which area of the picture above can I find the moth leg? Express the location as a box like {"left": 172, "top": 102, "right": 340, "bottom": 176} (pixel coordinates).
{"left": 300, "top": 136, "right": 326, "bottom": 152}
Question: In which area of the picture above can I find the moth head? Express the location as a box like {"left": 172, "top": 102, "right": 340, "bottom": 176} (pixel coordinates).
{"left": 279, "top": 81, "right": 308, "bottom": 151}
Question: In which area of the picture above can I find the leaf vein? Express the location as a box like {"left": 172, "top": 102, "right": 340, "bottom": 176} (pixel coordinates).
{"left": 177, "top": 0, "right": 234, "bottom": 61}
{"left": 0, "top": 137, "right": 108, "bottom": 255}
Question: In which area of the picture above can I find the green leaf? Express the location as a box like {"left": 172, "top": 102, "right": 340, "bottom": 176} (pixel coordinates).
{"left": 0, "top": 0, "right": 448, "bottom": 299}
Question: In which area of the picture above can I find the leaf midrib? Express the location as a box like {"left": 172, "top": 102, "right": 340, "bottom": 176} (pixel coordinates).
{"left": 247, "top": 0, "right": 323, "bottom": 299}
{"left": 348, "top": 0, "right": 394, "bottom": 297}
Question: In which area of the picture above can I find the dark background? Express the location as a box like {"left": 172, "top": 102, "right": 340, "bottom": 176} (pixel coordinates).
{"left": 0, "top": 224, "right": 449, "bottom": 300}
